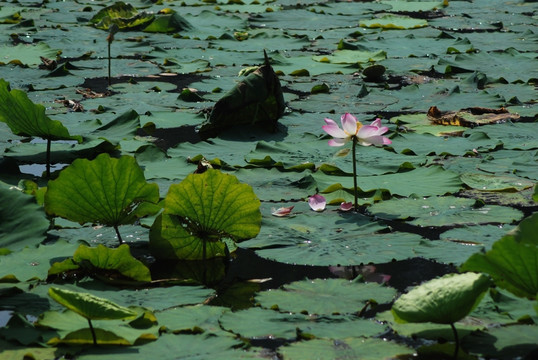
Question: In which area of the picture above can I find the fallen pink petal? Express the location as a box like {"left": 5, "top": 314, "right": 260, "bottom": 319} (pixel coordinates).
{"left": 271, "top": 206, "right": 294, "bottom": 217}
{"left": 308, "top": 194, "right": 326, "bottom": 212}
{"left": 339, "top": 202, "right": 353, "bottom": 212}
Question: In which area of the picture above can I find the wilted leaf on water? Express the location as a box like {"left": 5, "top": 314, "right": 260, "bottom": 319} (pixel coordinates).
{"left": 392, "top": 273, "right": 491, "bottom": 324}
{"left": 197, "top": 51, "right": 285, "bottom": 139}
{"left": 461, "top": 213, "right": 538, "bottom": 299}
{"left": 45, "top": 153, "right": 160, "bottom": 230}
{"left": 0, "top": 79, "right": 82, "bottom": 142}
{"left": 150, "top": 169, "right": 261, "bottom": 260}
{"left": 427, "top": 106, "right": 520, "bottom": 127}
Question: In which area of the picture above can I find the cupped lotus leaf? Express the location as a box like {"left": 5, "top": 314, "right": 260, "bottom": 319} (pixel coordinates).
{"left": 143, "top": 13, "right": 193, "bottom": 33}
{"left": 461, "top": 213, "right": 538, "bottom": 299}
{"left": 44, "top": 153, "right": 160, "bottom": 228}
{"left": 56, "top": 244, "right": 152, "bottom": 283}
{"left": 150, "top": 169, "right": 261, "bottom": 260}
{"left": 392, "top": 272, "right": 491, "bottom": 324}
{"left": 89, "top": 1, "right": 154, "bottom": 30}
{"left": 48, "top": 287, "right": 137, "bottom": 320}
{"left": 0, "top": 186, "right": 49, "bottom": 251}
{"left": 256, "top": 279, "right": 397, "bottom": 315}
{"left": 198, "top": 52, "right": 285, "bottom": 139}
{"left": 0, "top": 79, "right": 82, "bottom": 142}
{"left": 360, "top": 15, "right": 428, "bottom": 29}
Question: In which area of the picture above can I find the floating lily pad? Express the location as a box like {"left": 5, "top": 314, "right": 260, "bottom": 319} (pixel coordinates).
{"left": 256, "top": 278, "right": 396, "bottom": 315}
{"left": 368, "top": 196, "right": 523, "bottom": 227}
{"left": 360, "top": 15, "right": 428, "bottom": 29}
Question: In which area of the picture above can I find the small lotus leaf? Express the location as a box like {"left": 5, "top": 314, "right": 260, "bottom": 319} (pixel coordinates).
{"left": 360, "top": 15, "right": 428, "bottom": 29}
{"left": 392, "top": 272, "right": 491, "bottom": 324}
{"left": 150, "top": 169, "right": 261, "bottom": 260}
{"left": 48, "top": 287, "right": 137, "bottom": 320}
{"left": 44, "top": 153, "right": 160, "bottom": 227}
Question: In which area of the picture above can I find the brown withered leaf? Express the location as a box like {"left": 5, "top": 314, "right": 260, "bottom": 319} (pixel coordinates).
{"left": 427, "top": 106, "right": 520, "bottom": 128}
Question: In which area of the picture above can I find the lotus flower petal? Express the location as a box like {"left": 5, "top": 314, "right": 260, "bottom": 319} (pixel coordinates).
{"left": 322, "top": 118, "right": 347, "bottom": 138}
{"left": 271, "top": 206, "right": 294, "bottom": 217}
{"left": 308, "top": 194, "right": 326, "bottom": 212}
{"left": 339, "top": 202, "right": 353, "bottom": 211}
{"left": 341, "top": 113, "right": 358, "bottom": 135}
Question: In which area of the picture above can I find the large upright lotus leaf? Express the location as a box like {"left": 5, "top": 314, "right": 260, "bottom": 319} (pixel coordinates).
{"left": 0, "top": 79, "right": 81, "bottom": 142}
{"left": 150, "top": 169, "right": 261, "bottom": 260}
{"left": 197, "top": 53, "right": 285, "bottom": 139}
{"left": 89, "top": 1, "right": 154, "bottom": 30}
{"left": 368, "top": 196, "right": 523, "bottom": 227}
{"left": 360, "top": 15, "right": 428, "bottom": 29}
{"left": 392, "top": 272, "right": 491, "bottom": 324}
{"left": 461, "top": 213, "right": 538, "bottom": 299}
{"left": 48, "top": 287, "right": 137, "bottom": 321}
{"left": 0, "top": 43, "right": 59, "bottom": 66}
{"left": 45, "top": 153, "right": 160, "bottom": 227}
{"left": 0, "top": 186, "right": 49, "bottom": 251}
{"left": 256, "top": 279, "right": 397, "bottom": 315}
{"left": 69, "top": 244, "right": 151, "bottom": 283}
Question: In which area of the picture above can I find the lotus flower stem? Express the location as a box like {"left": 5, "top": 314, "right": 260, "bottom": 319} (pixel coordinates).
{"left": 114, "top": 225, "right": 123, "bottom": 245}
{"left": 351, "top": 136, "right": 358, "bottom": 212}
{"left": 88, "top": 318, "right": 97, "bottom": 346}
{"left": 46, "top": 138, "right": 51, "bottom": 179}
{"left": 450, "top": 322, "right": 459, "bottom": 359}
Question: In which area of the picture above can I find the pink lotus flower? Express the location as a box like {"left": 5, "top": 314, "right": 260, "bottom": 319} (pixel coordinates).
{"left": 271, "top": 206, "right": 294, "bottom": 217}
{"left": 322, "top": 113, "right": 392, "bottom": 147}
{"left": 308, "top": 194, "right": 326, "bottom": 212}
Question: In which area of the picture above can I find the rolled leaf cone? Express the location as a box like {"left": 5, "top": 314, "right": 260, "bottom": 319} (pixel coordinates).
{"left": 198, "top": 50, "right": 285, "bottom": 139}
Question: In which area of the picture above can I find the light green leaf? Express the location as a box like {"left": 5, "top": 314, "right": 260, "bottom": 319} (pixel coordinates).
{"left": 360, "top": 15, "right": 428, "bottom": 29}
{"left": 48, "top": 287, "right": 137, "bottom": 320}
{"left": 392, "top": 272, "right": 491, "bottom": 324}
{"left": 150, "top": 169, "right": 261, "bottom": 260}
{"left": 44, "top": 153, "right": 160, "bottom": 229}
{"left": 460, "top": 173, "right": 535, "bottom": 192}
{"left": 0, "top": 43, "right": 58, "bottom": 66}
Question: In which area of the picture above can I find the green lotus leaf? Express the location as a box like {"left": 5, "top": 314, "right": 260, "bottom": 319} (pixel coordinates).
{"left": 52, "top": 244, "right": 152, "bottom": 283}
{"left": 461, "top": 213, "right": 538, "bottom": 299}
{"left": 89, "top": 1, "right": 154, "bottom": 30}
{"left": 392, "top": 272, "right": 491, "bottom": 324}
{"left": 48, "top": 287, "right": 137, "bottom": 320}
{"left": 0, "top": 43, "right": 58, "bottom": 66}
{"left": 360, "top": 15, "right": 428, "bottom": 29}
{"left": 150, "top": 169, "right": 261, "bottom": 260}
{"left": 44, "top": 154, "right": 160, "bottom": 237}
{"left": 0, "top": 79, "right": 81, "bottom": 142}
{"left": 0, "top": 186, "right": 49, "bottom": 251}
{"left": 143, "top": 13, "right": 193, "bottom": 33}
